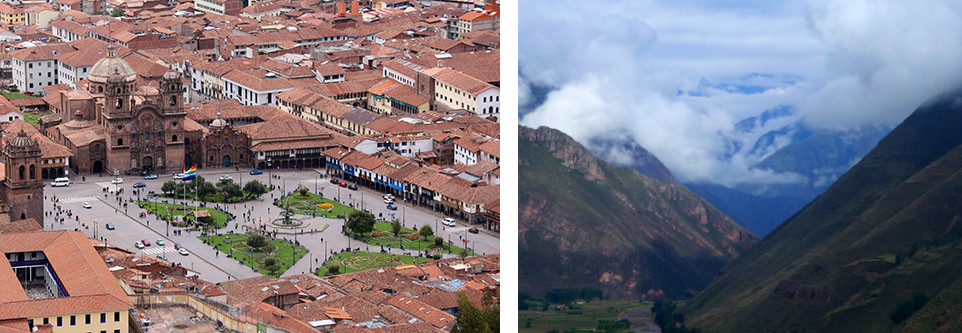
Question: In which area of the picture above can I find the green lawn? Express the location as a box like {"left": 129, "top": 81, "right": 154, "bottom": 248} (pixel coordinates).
{"left": 519, "top": 300, "right": 649, "bottom": 333}
{"left": 137, "top": 201, "right": 231, "bottom": 229}
{"left": 348, "top": 221, "right": 477, "bottom": 256}
{"left": 318, "top": 251, "right": 433, "bottom": 276}
{"left": 277, "top": 191, "right": 355, "bottom": 219}
{"left": 2, "top": 91, "right": 31, "bottom": 99}
{"left": 23, "top": 112, "right": 48, "bottom": 126}
{"left": 200, "top": 233, "right": 308, "bottom": 278}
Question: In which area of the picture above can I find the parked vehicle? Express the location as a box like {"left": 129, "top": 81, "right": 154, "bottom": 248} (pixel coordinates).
{"left": 174, "top": 173, "right": 184, "bottom": 180}
{"left": 468, "top": 228, "right": 479, "bottom": 234}
{"left": 339, "top": 182, "right": 347, "bottom": 187}
{"left": 133, "top": 182, "right": 146, "bottom": 188}
{"left": 330, "top": 178, "right": 340, "bottom": 184}
{"left": 143, "top": 174, "right": 158, "bottom": 180}
{"left": 250, "top": 169, "right": 263, "bottom": 175}
{"left": 384, "top": 198, "right": 395, "bottom": 204}
{"left": 50, "top": 177, "right": 70, "bottom": 187}
{"left": 220, "top": 175, "right": 233, "bottom": 181}
{"left": 347, "top": 184, "right": 358, "bottom": 190}
{"left": 111, "top": 178, "right": 123, "bottom": 184}
{"left": 442, "top": 218, "right": 456, "bottom": 227}
{"left": 383, "top": 194, "right": 395, "bottom": 200}
{"left": 105, "top": 223, "right": 115, "bottom": 230}
{"left": 387, "top": 203, "right": 398, "bottom": 210}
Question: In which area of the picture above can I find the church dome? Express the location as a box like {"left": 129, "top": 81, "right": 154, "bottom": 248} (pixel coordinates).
{"left": 163, "top": 69, "right": 180, "bottom": 80}
{"left": 88, "top": 45, "right": 137, "bottom": 84}
{"left": 210, "top": 112, "right": 228, "bottom": 128}
{"left": 8, "top": 130, "right": 34, "bottom": 148}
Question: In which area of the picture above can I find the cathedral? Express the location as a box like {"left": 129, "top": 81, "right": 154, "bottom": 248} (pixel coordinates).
{"left": 50, "top": 44, "right": 187, "bottom": 175}
{"left": 0, "top": 130, "right": 44, "bottom": 224}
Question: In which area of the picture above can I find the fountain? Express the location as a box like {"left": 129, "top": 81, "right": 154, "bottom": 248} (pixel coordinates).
{"left": 271, "top": 201, "right": 304, "bottom": 228}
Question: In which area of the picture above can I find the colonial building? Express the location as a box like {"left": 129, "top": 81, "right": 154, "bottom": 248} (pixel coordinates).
{"left": 50, "top": 45, "right": 187, "bottom": 175}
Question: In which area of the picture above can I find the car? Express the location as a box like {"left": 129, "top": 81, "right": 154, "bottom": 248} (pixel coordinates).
{"left": 173, "top": 243, "right": 182, "bottom": 250}
{"left": 384, "top": 198, "right": 395, "bottom": 204}
{"left": 442, "top": 218, "right": 456, "bottom": 227}
{"left": 173, "top": 173, "right": 184, "bottom": 180}
{"left": 133, "top": 182, "right": 146, "bottom": 188}
{"left": 330, "top": 178, "right": 340, "bottom": 184}
{"left": 468, "top": 228, "right": 479, "bottom": 234}
{"left": 250, "top": 169, "right": 263, "bottom": 175}
{"left": 135, "top": 241, "right": 145, "bottom": 249}
{"left": 339, "top": 182, "right": 347, "bottom": 187}
{"left": 141, "top": 239, "right": 151, "bottom": 246}
{"left": 156, "top": 239, "right": 165, "bottom": 246}
{"left": 383, "top": 194, "right": 395, "bottom": 200}
{"left": 387, "top": 203, "right": 398, "bottom": 210}
{"left": 347, "top": 184, "right": 358, "bottom": 190}
{"left": 82, "top": 202, "right": 92, "bottom": 209}
{"left": 143, "top": 174, "right": 158, "bottom": 180}
{"left": 50, "top": 177, "right": 70, "bottom": 187}
{"left": 105, "top": 223, "right": 115, "bottom": 230}
{"left": 111, "top": 178, "right": 123, "bottom": 184}
{"left": 219, "top": 175, "right": 233, "bottom": 181}
{"left": 178, "top": 248, "right": 189, "bottom": 256}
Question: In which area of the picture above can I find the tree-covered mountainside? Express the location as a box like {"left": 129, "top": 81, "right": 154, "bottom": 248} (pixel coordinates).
{"left": 684, "top": 89, "right": 962, "bottom": 332}
{"left": 519, "top": 126, "right": 757, "bottom": 300}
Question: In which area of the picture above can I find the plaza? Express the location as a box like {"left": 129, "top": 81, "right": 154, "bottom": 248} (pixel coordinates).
{"left": 42, "top": 167, "right": 500, "bottom": 283}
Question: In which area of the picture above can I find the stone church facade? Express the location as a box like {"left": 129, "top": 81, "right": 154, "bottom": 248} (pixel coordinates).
{"left": 50, "top": 45, "right": 187, "bottom": 175}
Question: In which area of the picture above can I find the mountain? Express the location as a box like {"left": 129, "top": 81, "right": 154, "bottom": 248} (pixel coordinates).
{"left": 684, "top": 89, "right": 962, "bottom": 332}
{"left": 586, "top": 135, "right": 680, "bottom": 186}
{"left": 686, "top": 183, "right": 807, "bottom": 236}
{"left": 519, "top": 126, "right": 758, "bottom": 300}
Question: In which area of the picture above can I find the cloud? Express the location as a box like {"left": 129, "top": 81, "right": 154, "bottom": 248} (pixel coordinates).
{"left": 521, "top": 0, "right": 962, "bottom": 187}
{"left": 799, "top": 0, "right": 962, "bottom": 128}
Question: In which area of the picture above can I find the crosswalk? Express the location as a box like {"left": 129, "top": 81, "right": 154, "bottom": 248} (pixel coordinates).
{"left": 140, "top": 247, "right": 177, "bottom": 256}
{"left": 58, "top": 196, "right": 97, "bottom": 204}
{"left": 96, "top": 182, "right": 121, "bottom": 192}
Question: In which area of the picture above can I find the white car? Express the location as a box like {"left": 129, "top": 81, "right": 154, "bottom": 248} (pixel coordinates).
{"left": 219, "top": 175, "right": 233, "bottom": 181}
{"left": 383, "top": 198, "right": 395, "bottom": 204}
{"left": 82, "top": 202, "right": 92, "bottom": 209}
{"left": 442, "top": 218, "right": 456, "bottom": 227}
{"left": 135, "top": 241, "right": 145, "bottom": 249}
{"left": 173, "top": 173, "right": 184, "bottom": 180}
{"left": 383, "top": 194, "right": 395, "bottom": 200}
{"left": 111, "top": 178, "right": 123, "bottom": 184}
{"left": 178, "top": 248, "right": 189, "bottom": 256}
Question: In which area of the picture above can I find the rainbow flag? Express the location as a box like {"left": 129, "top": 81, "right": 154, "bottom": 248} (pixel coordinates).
{"left": 183, "top": 165, "right": 197, "bottom": 181}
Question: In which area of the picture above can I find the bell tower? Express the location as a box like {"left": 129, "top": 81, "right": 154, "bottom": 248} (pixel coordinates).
{"left": 3, "top": 130, "right": 43, "bottom": 224}
{"left": 160, "top": 67, "right": 183, "bottom": 113}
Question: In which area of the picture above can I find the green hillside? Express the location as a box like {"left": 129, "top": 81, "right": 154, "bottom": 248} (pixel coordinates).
{"left": 520, "top": 126, "right": 757, "bottom": 300}
{"left": 684, "top": 90, "right": 962, "bottom": 332}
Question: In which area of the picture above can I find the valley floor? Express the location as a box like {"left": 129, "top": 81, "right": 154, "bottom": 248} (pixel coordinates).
{"left": 519, "top": 300, "right": 658, "bottom": 332}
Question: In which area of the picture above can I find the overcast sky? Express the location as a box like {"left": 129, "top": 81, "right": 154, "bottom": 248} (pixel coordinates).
{"left": 519, "top": 0, "right": 962, "bottom": 186}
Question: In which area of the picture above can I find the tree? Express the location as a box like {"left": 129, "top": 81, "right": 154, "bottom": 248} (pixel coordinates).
{"left": 8, "top": 85, "right": 18, "bottom": 93}
{"left": 391, "top": 219, "right": 402, "bottom": 238}
{"left": 434, "top": 237, "right": 444, "bottom": 247}
{"left": 298, "top": 186, "right": 309, "bottom": 197}
{"left": 346, "top": 211, "right": 376, "bottom": 235}
{"left": 111, "top": 8, "right": 123, "bottom": 17}
{"left": 419, "top": 225, "right": 434, "bottom": 239}
{"left": 263, "top": 257, "right": 280, "bottom": 275}
{"left": 161, "top": 181, "right": 177, "bottom": 194}
{"left": 262, "top": 243, "right": 277, "bottom": 255}
{"left": 196, "top": 179, "right": 216, "bottom": 198}
{"left": 244, "top": 180, "right": 267, "bottom": 198}
{"left": 218, "top": 181, "right": 243, "bottom": 199}
{"left": 327, "top": 264, "right": 340, "bottom": 275}
{"left": 452, "top": 292, "right": 498, "bottom": 333}
{"left": 246, "top": 234, "right": 267, "bottom": 249}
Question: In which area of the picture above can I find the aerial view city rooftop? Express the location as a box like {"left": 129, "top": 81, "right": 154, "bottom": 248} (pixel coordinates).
{"left": 0, "top": 0, "right": 500, "bottom": 331}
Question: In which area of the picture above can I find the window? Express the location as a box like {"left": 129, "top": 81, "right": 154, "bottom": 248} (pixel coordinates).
{"left": 114, "top": 312, "right": 119, "bottom": 322}
{"left": 117, "top": 125, "right": 123, "bottom": 130}
{"left": 144, "top": 133, "right": 149, "bottom": 141}
{"left": 100, "top": 313, "right": 105, "bottom": 323}
{"left": 18, "top": 165, "right": 23, "bottom": 180}
{"left": 117, "top": 138, "right": 123, "bottom": 146}
{"left": 43, "top": 318, "right": 48, "bottom": 325}
{"left": 29, "top": 165, "right": 34, "bottom": 179}
{"left": 172, "top": 121, "right": 178, "bottom": 127}
{"left": 70, "top": 315, "right": 75, "bottom": 326}
{"left": 85, "top": 314, "right": 90, "bottom": 324}
{"left": 28, "top": 63, "right": 32, "bottom": 69}
{"left": 172, "top": 135, "right": 177, "bottom": 142}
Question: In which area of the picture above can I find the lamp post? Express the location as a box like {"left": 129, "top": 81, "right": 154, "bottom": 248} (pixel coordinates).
{"left": 267, "top": 158, "right": 272, "bottom": 189}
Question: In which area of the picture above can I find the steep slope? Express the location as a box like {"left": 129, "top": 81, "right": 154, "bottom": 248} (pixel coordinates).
{"left": 587, "top": 135, "right": 680, "bottom": 186}
{"left": 686, "top": 183, "right": 807, "bottom": 236}
{"left": 519, "top": 126, "right": 758, "bottom": 300}
{"left": 684, "top": 89, "right": 962, "bottom": 332}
